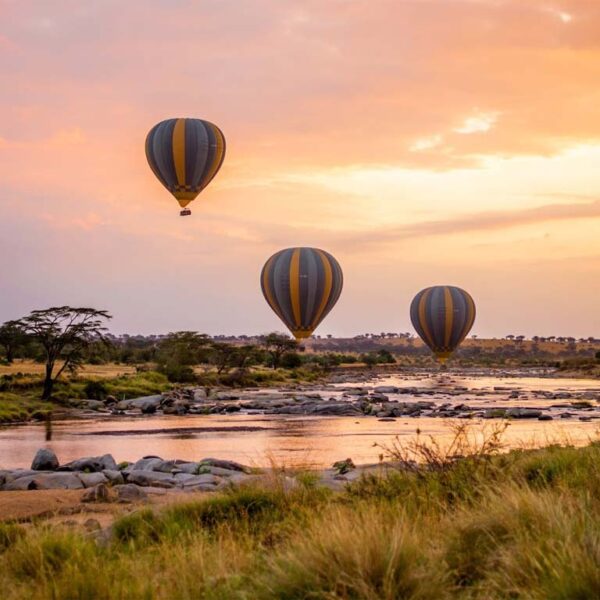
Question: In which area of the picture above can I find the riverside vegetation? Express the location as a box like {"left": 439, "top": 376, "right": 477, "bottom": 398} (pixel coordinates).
{"left": 0, "top": 320, "right": 599, "bottom": 424}
{"left": 0, "top": 425, "right": 599, "bottom": 599}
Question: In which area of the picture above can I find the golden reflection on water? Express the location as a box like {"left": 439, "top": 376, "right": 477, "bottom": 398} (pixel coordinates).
{"left": 0, "top": 374, "right": 598, "bottom": 469}
{"left": 0, "top": 414, "right": 598, "bottom": 470}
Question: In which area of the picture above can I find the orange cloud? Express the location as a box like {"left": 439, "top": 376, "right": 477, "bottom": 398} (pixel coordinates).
{"left": 0, "top": 0, "right": 599, "bottom": 336}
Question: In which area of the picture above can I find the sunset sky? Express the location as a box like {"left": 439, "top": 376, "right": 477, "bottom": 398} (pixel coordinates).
{"left": 1, "top": 0, "right": 599, "bottom": 338}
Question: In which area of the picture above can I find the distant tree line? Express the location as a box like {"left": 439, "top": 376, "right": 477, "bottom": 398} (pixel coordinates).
{"left": 2, "top": 306, "right": 599, "bottom": 398}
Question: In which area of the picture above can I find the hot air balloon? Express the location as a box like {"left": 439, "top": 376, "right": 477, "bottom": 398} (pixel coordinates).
{"left": 261, "top": 247, "right": 343, "bottom": 340}
{"left": 145, "top": 118, "right": 225, "bottom": 216}
{"left": 410, "top": 285, "right": 476, "bottom": 363}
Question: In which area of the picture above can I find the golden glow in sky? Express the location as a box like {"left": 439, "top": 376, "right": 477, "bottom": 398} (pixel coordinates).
{"left": 0, "top": 0, "right": 598, "bottom": 337}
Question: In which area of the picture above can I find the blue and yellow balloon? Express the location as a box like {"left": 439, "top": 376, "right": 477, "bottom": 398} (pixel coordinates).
{"left": 410, "top": 285, "right": 476, "bottom": 363}
{"left": 145, "top": 118, "right": 226, "bottom": 216}
{"left": 261, "top": 247, "right": 343, "bottom": 340}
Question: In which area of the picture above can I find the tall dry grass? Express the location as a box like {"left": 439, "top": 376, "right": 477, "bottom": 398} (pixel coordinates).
{"left": 1, "top": 428, "right": 599, "bottom": 599}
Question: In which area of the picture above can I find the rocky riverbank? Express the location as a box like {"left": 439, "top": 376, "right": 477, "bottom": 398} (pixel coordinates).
{"left": 73, "top": 371, "right": 600, "bottom": 423}
{"left": 0, "top": 449, "right": 369, "bottom": 497}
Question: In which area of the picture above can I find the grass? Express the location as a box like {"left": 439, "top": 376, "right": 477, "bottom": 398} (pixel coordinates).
{"left": 0, "top": 360, "right": 136, "bottom": 378}
{"left": 0, "top": 393, "right": 49, "bottom": 424}
{"left": 1, "top": 430, "right": 600, "bottom": 599}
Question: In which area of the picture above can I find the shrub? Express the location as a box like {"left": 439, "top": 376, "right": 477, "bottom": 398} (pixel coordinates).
{"left": 83, "top": 380, "right": 108, "bottom": 400}
{"left": 280, "top": 352, "right": 302, "bottom": 369}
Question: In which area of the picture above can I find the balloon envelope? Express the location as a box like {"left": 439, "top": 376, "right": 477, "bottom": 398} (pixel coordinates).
{"left": 261, "top": 247, "right": 343, "bottom": 339}
{"left": 145, "top": 118, "right": 225, "bottom": 209}
{"left": 410, "top": 285, "right": 476, "bottom": 362}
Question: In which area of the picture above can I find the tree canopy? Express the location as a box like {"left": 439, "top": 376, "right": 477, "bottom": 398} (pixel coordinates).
{"left": 15, "top": 306, "right": 111, "bottom": 399}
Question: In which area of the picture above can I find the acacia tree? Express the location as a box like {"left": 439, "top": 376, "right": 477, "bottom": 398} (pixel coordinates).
{"left": 210, "top": 342, "right": 260, "bottom": 375}
{"left": 157, "top": 331, "right": 212, "bottom": 365}
{"left": 260, "top": 332, "right": 298, "bottom": 369}
{"left": 16, "top": 307, "right": 111, "bottom": 399}
{"left": 0, "top": 321, "right": 26, "bottom": 363}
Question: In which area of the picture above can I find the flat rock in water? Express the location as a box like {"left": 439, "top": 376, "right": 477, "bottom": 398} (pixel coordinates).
{"left": 128, "top": 395, "right": 163, "bottom": 410}
{"left": 506, "top": 408, "right": 543, "bottom": 419}
{"left": 31, "top": 448, "right": 59, "bottom": 471}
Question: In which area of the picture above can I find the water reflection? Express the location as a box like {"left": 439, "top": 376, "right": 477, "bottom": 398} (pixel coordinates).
{"left": 0, "top": 374, "right": 598, "bottom": 469}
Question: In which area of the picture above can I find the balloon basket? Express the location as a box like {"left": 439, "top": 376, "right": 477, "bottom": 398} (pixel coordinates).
{"left": 180, "top": 208, "right": 192, "bottom": 216}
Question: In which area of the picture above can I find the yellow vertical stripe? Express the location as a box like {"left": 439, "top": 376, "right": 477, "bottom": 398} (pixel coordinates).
{"left": 172, "top": 118, "right": 187, "bottom": 187}
{"left": 462, "top": 292, "right": 476, "bottom": 341}
{"left": 418, "top": 288, "right": 435, "bottom": 348}
{"left": 262, "top": 257, "right": 285, "bottom": 323}
{"left": 202, "top": 123, "right": 225, "bottom": 186}
{"left": 444, "top": 287, "right": 453, "bottom": 349}
{"left": 289, "top": 249, "right": 301, "bottom": 327}
{"left": 311, "top": 250, "right": 333, "bottom": 329}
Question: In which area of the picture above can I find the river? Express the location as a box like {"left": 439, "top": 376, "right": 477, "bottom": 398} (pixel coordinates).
{"left": 1, "top": 372, "right": 599, "bottom": 469}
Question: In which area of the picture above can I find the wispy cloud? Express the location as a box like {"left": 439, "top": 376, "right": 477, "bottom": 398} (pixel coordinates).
{"left": 257, "top": 199, "right": 600, "bottom": 250}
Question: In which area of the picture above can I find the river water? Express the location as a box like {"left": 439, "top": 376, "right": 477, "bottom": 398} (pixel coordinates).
{"left": 1, "top": 372, "right": 599, "bottom": 469}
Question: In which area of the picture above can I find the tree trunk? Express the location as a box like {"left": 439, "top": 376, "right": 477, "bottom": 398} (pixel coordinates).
{"left": 42, "top": 364, "right": 54, "bottom": 400}
{"left": 5, "top": 345, "right": 13, "bottom": 364}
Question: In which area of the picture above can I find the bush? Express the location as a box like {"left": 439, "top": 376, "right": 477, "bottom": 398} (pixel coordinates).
{"left": 280, "top": 352, "right": 302, "bottom": 369}
{"left": 83, "top": 380, "right": 108, "bottom": 400}
{"left": 159, "top": 362, "right": 196, "bottom": 383}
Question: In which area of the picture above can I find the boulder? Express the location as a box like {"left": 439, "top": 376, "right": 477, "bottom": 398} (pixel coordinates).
{"left": 200, "top": 466, "right": 242, "bottom": 477}
{"left": 114, "top": 483, "right": 148, "bottom": 503}
{"left": 163, "top": 405, "right": 187, "bottom": 415}
{"left": 140, "top": 401, "right": 157, "bottom": 414}
{"left": 308, "top": 402, "right": 363, "bottom": 416}
{"left": 127, "top": 470, "right": 178, "bottom": 488}
{"left": 192, "top": 388, "right": 208, "bottom": 402}
{"left": 31, "top": 448, "right": 59, "bottom": 471}
{"left": 4, "top": 472, "right": 84, "bottom": 491}
{"left": 175, "top": 462, "right": 201, "bottom": 474}
{"left": 59, "top": 454, "right": 117, "bottom": 472}
{"left": 130, "top": 457, "right": 164, "bottom": 471}
{"left": 197, "top": 458, "right": 252, "bottom": 474}
{"left": 77, "top": 472, "right": 109, "bottom": 488}
{"left": 506, "top": 408, "right": 543, "bottom": 419}
{"left": 82, "top": 483, "right": 112, "bottom": 503}
{"left": 128, "top": 395, "right": 163, "bottom": 410}
{"left": 215, "top": 392, "right": 240, "bottom": 401}
{"left": 83, "top": 400, "right": 105, "bottom": 411}
{"left": 102, "top": 469, "right": 125, "bottom": 485}
{"left": 177, "top": 473, "right": 221, "bottom": 488}
{"left": 374, "top": 386, "right": 398, "bottom": 394}
{"left": 538, "top": 414, "right": 554, "bottom": 421}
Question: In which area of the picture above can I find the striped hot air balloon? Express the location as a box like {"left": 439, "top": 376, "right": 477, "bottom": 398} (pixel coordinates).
{"left": 410, "top": 285, "right": 476, "bottom": 363}
{"left": 261, "top": 247, "right": 343, "bottom": 340}
{"left": 145, "top": 118, "right": 226, "bottom": 216}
